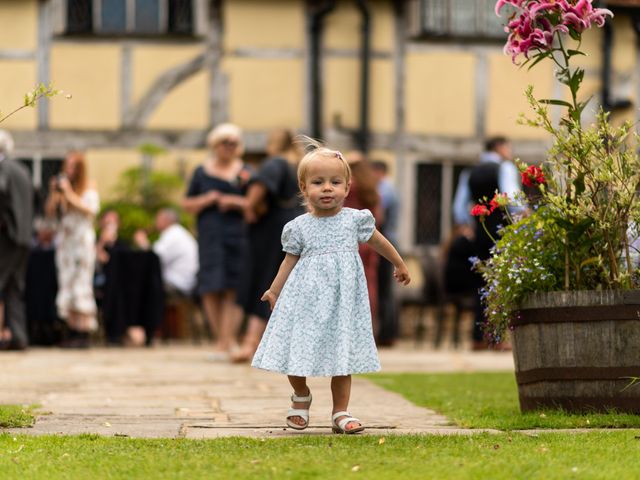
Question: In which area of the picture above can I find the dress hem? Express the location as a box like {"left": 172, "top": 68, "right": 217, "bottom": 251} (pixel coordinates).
{"left": 251, "top": 364, "right": 381, "bottom": 377}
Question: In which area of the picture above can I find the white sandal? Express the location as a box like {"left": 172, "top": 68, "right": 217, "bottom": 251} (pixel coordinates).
{"left": 286, "top": 392, "right": 312, "bottom": 430}
{"left": 331, "top": 411, "right": 365, "bottom": 434}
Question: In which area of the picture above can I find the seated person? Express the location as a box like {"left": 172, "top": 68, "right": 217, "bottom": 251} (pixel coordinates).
{"left": 94, "top": 209, "right": 128, "bottom": 305}
{"left": 32, "top": 216, "right": 57, "bottom": 250}
{"left": 133, "top": 208, "right": 198, "bottom": 296}
{"left": 96, "top": 209, "right": 124, "bottom": 264}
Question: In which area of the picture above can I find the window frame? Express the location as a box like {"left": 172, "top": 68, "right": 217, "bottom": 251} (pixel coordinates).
{"left": 408, "top": 0, "right": 509, "bottom": 42}
{"left": 52, "top": 0, "right": 208, "bottom": 38}
{"left": 414, "top": 162, "right": 443, "bottom": 246}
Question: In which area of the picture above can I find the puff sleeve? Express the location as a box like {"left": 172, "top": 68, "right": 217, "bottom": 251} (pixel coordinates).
{"left": 281, "top": 220, "right": 303, "bottom": 255}
{"left": 356, "top": 208, "right": 376, "bottom": 243}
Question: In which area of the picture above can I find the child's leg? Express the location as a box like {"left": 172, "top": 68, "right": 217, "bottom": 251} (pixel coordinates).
{"left": 287, "top": 375, "right": 311, "bottom": 427}
{"left": 331, "top": 375, "right": 361, "bottom": 431}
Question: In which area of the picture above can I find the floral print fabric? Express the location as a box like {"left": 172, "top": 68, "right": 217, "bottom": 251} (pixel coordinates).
{"left": 55, "top": 189, "right": 100, "bottom": 327}
{"left": 252, "top": 208, "right": 381, "bottom": 377}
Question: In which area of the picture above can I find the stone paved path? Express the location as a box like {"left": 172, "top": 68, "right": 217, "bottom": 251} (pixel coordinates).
{"left": 0, "top": 345, "right": 513, "bottom": 438}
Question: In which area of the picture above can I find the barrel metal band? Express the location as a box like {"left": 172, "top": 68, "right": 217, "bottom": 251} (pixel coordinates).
{"left": 516, "top": 366, "right": 640, "bottom": 385}
{"left": 512, "top": 305, "right": 640, "bottom": 327}
{"left": 519, "top": 395, "right": 640, "bottom": 413}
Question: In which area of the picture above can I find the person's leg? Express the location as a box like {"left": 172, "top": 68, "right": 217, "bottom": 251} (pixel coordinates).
{"left": 71, "top": 255, "right": 98, "bottom": 335}
{"left": 331, "top": 375, "right": 361, "bottom": 431}
{"left": 201, "top": 292, "right": 223, "bottom": 349}
{"left": 376, "top": 259, "right": 397, "bottom": 346}
{"left": 59, "top": 311, "right": 89, "bottom": 348}
{"left": 287, "top": 375, "right": 311, "bottom": 427}
{"left": 65, "top": 311, "right": 79, "bottom": 331}
{"left": 3, "top": 248, "right": 29, "bottom": 347}
{"left": 0, "top": 299, "right": 10, "bottom": 342}
{"left": 0, "top": 237, "right": 14, "bottom": 343}
{"left": 231, "top": 314, "right": 266, "bottom": 362}
{"left": 218, "top": 289, "right": 241, "bottom": 351}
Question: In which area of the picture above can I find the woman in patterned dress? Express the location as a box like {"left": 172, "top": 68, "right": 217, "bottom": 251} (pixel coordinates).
{"left": 45, "top": 151, "right": 100, "bottom": 348}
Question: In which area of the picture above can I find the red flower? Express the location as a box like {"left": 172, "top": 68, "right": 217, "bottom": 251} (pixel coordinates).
{"left": 471, "top": 204, "right": 491, "bottom": 218}
{"left": 489, "top": 192, "right": 509, "bottom": 212}
{"left": 237, "top": 169, "right": 251, "bottom": 185}
{"left": 521, "top": 164, "right": 546, "bottom": 187}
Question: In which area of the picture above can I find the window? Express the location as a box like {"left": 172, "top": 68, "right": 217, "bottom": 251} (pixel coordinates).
{"left": 410, "top": 0, "right": 511, "bottom": 40}
{"left": 415, "top": 164, "right": 442, "bottom": 245}
{"left": 18, "top": 157, "right": 64, "bottom": 214}
{"left": 62, "top": 0, "right": 198, "bottom": 36}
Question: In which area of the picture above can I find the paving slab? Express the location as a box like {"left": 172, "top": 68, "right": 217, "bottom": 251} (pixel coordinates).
{"left": 0, "top": 345, "right": 513, "bottom": 439}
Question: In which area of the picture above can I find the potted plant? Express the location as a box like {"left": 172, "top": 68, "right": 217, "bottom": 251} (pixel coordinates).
{"left": 474, "top": 0, "right": 640, "bottom": 412}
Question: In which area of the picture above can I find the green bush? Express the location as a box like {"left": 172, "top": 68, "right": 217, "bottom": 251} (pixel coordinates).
{"left": 100, "top": 166, "right": 191, "bottom": 243}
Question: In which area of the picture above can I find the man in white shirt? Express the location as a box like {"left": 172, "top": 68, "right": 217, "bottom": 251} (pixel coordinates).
{"left": 134, "top": 208, "right": 198, "bottom": 295}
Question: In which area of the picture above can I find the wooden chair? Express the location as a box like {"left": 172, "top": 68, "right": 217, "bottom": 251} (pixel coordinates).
{"left": 161, "top": 290, "right": 209, "bottom": 344}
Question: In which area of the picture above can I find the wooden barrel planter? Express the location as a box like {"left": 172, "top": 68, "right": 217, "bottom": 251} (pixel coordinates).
{"left": 512, "top": 290, "right": 640, "bottom": 413}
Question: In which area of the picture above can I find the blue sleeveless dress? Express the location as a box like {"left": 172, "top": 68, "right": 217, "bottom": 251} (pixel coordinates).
{"left": 251, "top": 208, "right": 381, "bottom": 377}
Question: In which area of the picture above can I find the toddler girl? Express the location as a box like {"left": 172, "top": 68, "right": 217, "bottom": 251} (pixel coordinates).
{"left": 251, "top": 144, "right": 411, "bottom": 434}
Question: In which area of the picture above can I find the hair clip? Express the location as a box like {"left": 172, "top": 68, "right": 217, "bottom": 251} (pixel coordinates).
{"left": 335, "top": 151, "right": 344, "bottom": 160}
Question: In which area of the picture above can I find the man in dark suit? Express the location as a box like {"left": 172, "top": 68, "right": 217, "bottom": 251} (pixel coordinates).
{"left": 0, "top": 130, "right": 34, "bottom": 349}
{"left": 452, "top": 136, "right": 521, "bottom": 349}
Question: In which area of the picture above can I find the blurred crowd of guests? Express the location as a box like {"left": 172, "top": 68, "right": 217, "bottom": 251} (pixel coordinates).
{"left": 0, "top": 125, "right": 400, "bottom": 356}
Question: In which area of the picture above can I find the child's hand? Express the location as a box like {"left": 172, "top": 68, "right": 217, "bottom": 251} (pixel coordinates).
{"left": 261, "top": 289, "right": 278, "bottom": 310}
{"left": 393, "top": 264, "right": 411, "bottom": 286}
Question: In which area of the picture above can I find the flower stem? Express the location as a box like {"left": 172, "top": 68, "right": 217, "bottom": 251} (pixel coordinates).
{"left": 0, "top": 91, "right": 49, "bottom": 124}
{"left": 480, "top": 218, "right": 496, "bottom": 244}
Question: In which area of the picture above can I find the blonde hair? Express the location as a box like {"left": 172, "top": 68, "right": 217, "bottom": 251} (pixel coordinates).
{"left": 206, "top": 123, "right": 244, "bottom": 157}
{"left": 296, "top": 137, "right": 351, "bottom": 187}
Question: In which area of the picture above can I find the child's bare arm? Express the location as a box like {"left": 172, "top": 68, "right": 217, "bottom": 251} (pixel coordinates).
{"left": 367, "top": 230, "right": 411, "bottom": 285}
{"left": 261, "top": 253, "right": 300, "bottom": 309}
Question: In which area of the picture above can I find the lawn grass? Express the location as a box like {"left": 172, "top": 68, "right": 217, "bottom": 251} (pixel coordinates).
{"left": 367, "top": 372, "right": 640, "bottom": 430}
{"left": 0, "top": 405, "right": 35, "bottom": 428}
{"left": 1, "top": 431, "right": 640, "bottom": 479}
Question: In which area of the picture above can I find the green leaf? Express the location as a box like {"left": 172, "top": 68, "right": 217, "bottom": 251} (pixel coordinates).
{"left": 539, "top": 99, "right": 573, "bottom": 108}
{"left": 567, "top": 218, "right": 593, "bottom": 242}
{"left": 526, "top": 51, "right": 553, "bottom": 71}
{"left": 567, "top": 49, "right": 586, "bottom": 57}
{"left": 554, "top": 217, "right": 575, "bottom": 231}
{"left": 568, "top": 68, "right": 585, "bottom": 93}
{"left": 573, "top": 172, "right": 586, "bottom": 196}
{"left": 579, "top": 256, "right": 601, "bottom": 270}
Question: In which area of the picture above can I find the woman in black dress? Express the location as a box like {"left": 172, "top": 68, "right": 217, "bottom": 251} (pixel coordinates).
{"left": 182, "top": 123, "right": 249, "bottom": 359}
{"left": 232, "top": 129, "right": 304, "bottom": 363}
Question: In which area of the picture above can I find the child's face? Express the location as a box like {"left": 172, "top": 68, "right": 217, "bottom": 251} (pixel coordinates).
{"left": 300, "top": 156, "right": 350, "bottom": 216}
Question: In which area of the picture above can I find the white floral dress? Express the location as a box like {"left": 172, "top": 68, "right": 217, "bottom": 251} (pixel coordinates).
{"left": 55, "top": 189, "right": 100, "bottom": 327}
{"left": 252, "top": 208, "right": 381, "bottom": 377}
